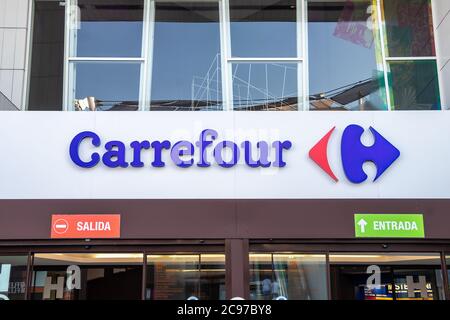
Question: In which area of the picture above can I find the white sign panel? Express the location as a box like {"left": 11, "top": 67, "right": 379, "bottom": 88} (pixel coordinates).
{"left": 0, "top": 111, "right": 448, "bottom": 199}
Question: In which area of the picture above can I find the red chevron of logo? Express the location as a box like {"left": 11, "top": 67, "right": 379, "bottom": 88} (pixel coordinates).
{"left": 309, "top": 127, "right": 338, "bottom": 182}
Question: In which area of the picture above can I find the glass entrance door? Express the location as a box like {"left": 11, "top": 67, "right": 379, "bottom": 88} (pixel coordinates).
{"left": 330, "top": 253, "right": 446, "bottom": 300}
{"left": 145, "top": 254, "right": 226, "bottom": 300}
{"left": 30, "top": 253, "right": 144, "bottom": 300}
{"left": 249, "top": 253, "right": 328, "bottom": 300}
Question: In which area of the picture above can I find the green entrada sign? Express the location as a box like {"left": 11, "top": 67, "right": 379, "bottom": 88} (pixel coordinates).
{"left": 354, "top": 214, "right": 425, "bottom": 238}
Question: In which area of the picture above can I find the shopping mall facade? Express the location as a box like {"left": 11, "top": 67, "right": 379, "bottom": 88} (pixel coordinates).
{"left": 1, "top": 0, "right": 450, "bottom": 301}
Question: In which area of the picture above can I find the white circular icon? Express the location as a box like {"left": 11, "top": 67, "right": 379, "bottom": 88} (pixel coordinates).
{"left": 53, "top": 219, "right": 69, "bottom": 234}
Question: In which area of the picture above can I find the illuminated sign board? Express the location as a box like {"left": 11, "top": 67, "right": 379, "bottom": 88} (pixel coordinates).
{"left": 51, "top": 214, "right": 121, "bottom": 239}
{"left": 354, "top": 214, "right": 425, "bottom": 238}
{"left": 69, "top": 125, "right": 400, "bottom": 185}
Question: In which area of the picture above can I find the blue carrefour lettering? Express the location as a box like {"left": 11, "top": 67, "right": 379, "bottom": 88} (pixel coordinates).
{"left": 196, "top": 129, "right": 217, "bottom": 167}
{"left": 69, "top": 129, "right": 292, "bottom": 169}
{"left": 214, "top": 141, "right": 240, "bottom": 168}
{"left": 102, "top": 141, "right": 128, "bottom": 168}
{"left": 69, "top": 131, "right": 101, "bottom": 168}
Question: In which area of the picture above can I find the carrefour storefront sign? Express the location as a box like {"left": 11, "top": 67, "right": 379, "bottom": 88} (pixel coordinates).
{"left": 0, "top": 111, "right": 449, "bottom": 199}
{"left": 69, "top": 124, "right": 400, "bottom": 185}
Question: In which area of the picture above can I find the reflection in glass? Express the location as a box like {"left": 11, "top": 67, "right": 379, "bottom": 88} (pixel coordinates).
{"left": 308, "top": 0, "right": 387, "bottom": 111}
{"left": 28, "top": 1, "right": 65, "bottom": 111}
{"left": 31, "top": 253, "right": 143, "bottom": 300}
{"left": 232, "top": 63, "right": 299, "bottom": 111}
{"left": 383, "top": 0, "right": 435, "bottom": 57}
{"left": 146, "top": 254, "right": 225, "bottom": 300}
{"left": 70, "top": 62, "right": 141, "bottom": 111}
{"left": 230, "top": 0, "right": 297, "bottom": 58}
{"left": 330, "top": 253, "right": 445, "bottom": 300}
{"left": 388, "top": 60, "right": 441, "bottom": 110}
{"left": 69, "top": 0, "right": 144, "bottom": 57}
{"left": 249, "top": 254, "right": 328, "bottom": 300}
{"left": 150, "top": 2, "right": 222, "bottom": 111}
{"left": 0, "top": 256, "right": 28, "bottom": 300}
{"left": 393, "top": 269, "right": 443, "bottom": 300}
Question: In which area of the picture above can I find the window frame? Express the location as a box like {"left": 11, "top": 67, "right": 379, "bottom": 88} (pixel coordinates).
{"left": 379, "top": 0, "right": 441, "bottom": 111}
{"left": 63, "top": 0, "right": 149, "bottom": 111}
{"left": 53, "top": 0, "right": 442, "bottom": 111}
{"left": 147, "top": 0, "right": 226, "bottom": 111}
{"left": 226, "top": 0, "right": 306, "bottom": 111}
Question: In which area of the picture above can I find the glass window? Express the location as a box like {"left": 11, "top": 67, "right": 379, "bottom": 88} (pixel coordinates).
{"left": 382, "top": 0, "right": 440, "bottom": 111}
{"left": 232, "top": 63, "right": 299, "bottom": 111}
{"left": 388, "top": 60, "right": 441, "bottom": 110}
{"left": 28, "top": 1, "right": 65, "bottom": 111}
{"left": 0, "top": 256, "right": 28, "bottom": 300}
{"left": 30, "top": 253, "right": 143, "bottom": 300}
{"left": 383, "top": 0, "right": 435, "bottom": 57}
{"left": 330, "top": 253, "right": 446, "bottom": 300}
{"left": 68, "top": 0, "right": 144, "bottom": 58}
{"left": 249, "top": 253, "right": 328, "bottom": 300}
{"left": 230, "top": 0, "right": 298, "bottom": 58}
{"left": 308, "top": 0, "right": 387, "bottom": 111}
{"left": 70, "top": 62, "right": 141, "bottom": 111}
{"left": 146, "top": 254, "right": 225, "bottom": 300}
{"left": 150, "top": 1, "right": 222, "bottom": 111}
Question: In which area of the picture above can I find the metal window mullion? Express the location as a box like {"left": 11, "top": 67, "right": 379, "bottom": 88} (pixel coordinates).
{"left": 301, "top": 0, "right": 308, "bottom": 111}
{"left": 377, "top": 0, "right": 392, "bottom": 111}
{"left": 198, "top": 254, "right": 202, "bottom": 299}
{"left": 430, "top": 0, "right": 446, "bottom": 111}
{"left": 228, "top": 58, "right": 303, "bottom": 63}
{"left": 67, "top": 57, "right": 145, "bottom": 62}
{"left": 142, "top": 252, "right": 148, "bottom": 300}
{"left": 146, "top": 0, "right": 156, "bottom": 111}
{"left": 221, "top": 0, "right": 233, "bottom": 111}
{"left": 440, "top": 251, "right": 450, "bottom": 300}
{"left": 138, "top": 0, "right": 152, "bottom": 111}
{"left": 24, "top": 251, "right": 33, "bottom": 300}
{"left": 22, "top": 0, "right": 34, "bottom": 110}
{"left": 385, "top": 56, "right": 437, "bottom": 61}
{"left": 326, "top": 251, "right": 331, "bottom": 300}
{"left": 63, "top": 0, "right": 72, "bottom": 111}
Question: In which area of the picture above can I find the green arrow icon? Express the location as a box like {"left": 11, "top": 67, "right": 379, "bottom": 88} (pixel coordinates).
{"left": 357, "top": 218, "right": 368, "bottom": 233}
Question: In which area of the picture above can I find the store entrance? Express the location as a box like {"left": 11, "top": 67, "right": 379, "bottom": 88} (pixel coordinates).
{"left": 0, "top": 248, "right": 226, "bottom": 301}
{"left": 249, "top": 244, "right": 450, "bottom": 301}
{"left": 329, "top": 253, "right": 446, "bottom": 300}
{"left": 30, "top": 253, "right": 144, "bottom": 300}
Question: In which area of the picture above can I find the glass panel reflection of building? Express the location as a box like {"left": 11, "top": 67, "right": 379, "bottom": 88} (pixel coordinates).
{"left": 27, "top": 0, "right": 442, "bottom": 111}
{"left": 68, "top": 0, "right": 145, "bottom": 111}
{"left": 249, "top": 254, "right": 328, "bottom": 300}
{"left": 330, "top": 253, "right": 446, "bottom": 300}
{"left": 232, "top": 63, "right": 299, "bottom": 111}
{"left": 145, "top": 254, "right": 226, "bottom": 300}
{"left": 0, "top": 256, "right": 28, "bottom": 300}
{"left": 150, "top": 1, "right": 223, "bottom": 111}
{"left": 31, "top": 253, "right": 144, "bottom": 300}
{"left": 308, "top": 0, "right": 387, "bottom": 111}
{"left": 383, "top": 0, "right": 441, "bottom": 110}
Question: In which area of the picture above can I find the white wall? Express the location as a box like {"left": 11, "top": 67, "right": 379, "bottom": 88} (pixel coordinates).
{"left": 0, "top": 0, "right": 29, "bottom": 110}
{"left": 433, "top": 0, "right": 450, "bottom": 110}
{"left": 0, "top": 111, "right": 449, "bottom": 200}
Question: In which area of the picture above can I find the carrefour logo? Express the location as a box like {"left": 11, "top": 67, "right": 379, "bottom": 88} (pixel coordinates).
{"left": 309, "top": 125, "right": 400, "bottom": 184}
{"left": 69, "top": 124, "right": 400, "bottom": 184}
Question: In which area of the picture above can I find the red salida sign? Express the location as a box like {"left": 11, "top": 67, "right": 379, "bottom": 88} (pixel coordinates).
{"left": 51, "top": 214, "right": 121, "bottom": 239}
